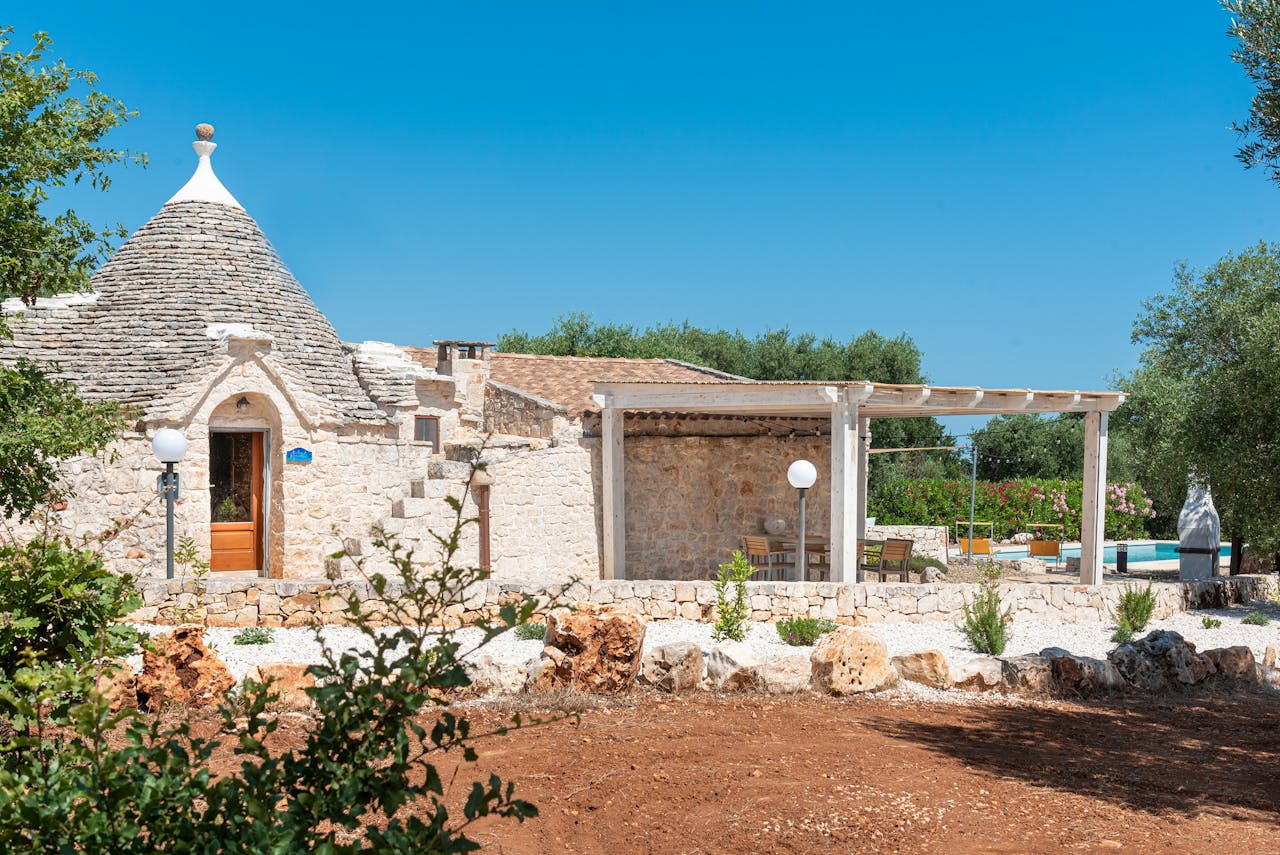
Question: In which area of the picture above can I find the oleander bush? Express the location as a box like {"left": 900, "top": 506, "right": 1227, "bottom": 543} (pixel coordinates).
{"left": 871, "top": 477, "right": 1157, "bottom": 540}
{"left": 711, "top": 550, "right": 755, "bottom": 643}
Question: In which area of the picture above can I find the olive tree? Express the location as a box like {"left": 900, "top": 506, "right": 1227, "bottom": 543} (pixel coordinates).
{"left": 1128, "top": 242, "right": 1280, "bottom": 568}
{"left": 0, "top": 28, "right": 139, "bottom": 518}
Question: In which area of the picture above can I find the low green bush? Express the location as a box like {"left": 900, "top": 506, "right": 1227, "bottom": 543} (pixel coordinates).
{"left": 514, "top": 622, "right": 546, "bottom": 641}
{"left": 711, "top": 551, "right": 755, "bottom": 643}
{"left": 0, "top": 536, "right": 140, "bottom": 675}
{"left": 1110, "top": 625, "right": 1135, "bottom": 644}
{"left": 0, "top": 469, "right": 541, "bottom": 851}
{"left": 959, "top": 561, "right": 1011, "bottom": 655}
{"left": 233, "top": 626, "right": 275, "bottom": 646}
{"left": 775, "top": 617, "right": 838, "bottom": 646}
{"left": 1242, "top": 610, "right": 1270, "bottom": 626}
{"left": 1111, "top": 581, "right": 1156, "bottom": 634}
{"left": 1201, "top": 616, "right": 1223, "bottom": 629}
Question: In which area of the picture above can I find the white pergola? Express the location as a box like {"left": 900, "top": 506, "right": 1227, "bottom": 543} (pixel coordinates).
{"left": 591, "top": 380, "right": 1127, "bottom": 585}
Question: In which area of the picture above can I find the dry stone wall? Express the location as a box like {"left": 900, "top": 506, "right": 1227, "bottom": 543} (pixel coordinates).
{"left": 127, "top": 574, "right": 1273, "bottom": 628}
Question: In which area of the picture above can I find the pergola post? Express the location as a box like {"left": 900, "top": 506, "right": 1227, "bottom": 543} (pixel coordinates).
{"left": 601, "top": 404, "right": 625, "bottom": 579}
{"left": 1080, "top": 411, "right": 1109, "bottom": 585}
{"left": 829, "top": 400, "right": 859, "bottom": 582}
{"left": 856, "top": 417, "right": 871, "bottom": 541}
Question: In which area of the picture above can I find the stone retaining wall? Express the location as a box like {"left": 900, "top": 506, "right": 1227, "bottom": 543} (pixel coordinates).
{"left": 127, "top": 574, "right": 1276, "bottom": 628}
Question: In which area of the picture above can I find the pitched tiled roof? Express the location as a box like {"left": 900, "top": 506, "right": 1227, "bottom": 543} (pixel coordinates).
{"left": 2, "top": 200, "right": 384, "bottom": 423}
{"left": 485, "top": 352, "right": 739, "bottom": 415}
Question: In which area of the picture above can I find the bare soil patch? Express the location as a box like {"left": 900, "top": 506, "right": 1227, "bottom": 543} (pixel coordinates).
{"left": 442, "top": 691, "right": 1280, "bottom": 854}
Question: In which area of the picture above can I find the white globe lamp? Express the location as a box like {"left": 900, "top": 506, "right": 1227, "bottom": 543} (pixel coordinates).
{"left": 787, "top": 459, "right": 817, "bottom": 490}
{"left": 787, "top": 459, "right": 818, "bottom": 583}
{"left": 151, "top": 428, "right": 189, "bottom": 463}
{"left": 151, "top": 428, "right": 188, "bottom": 579}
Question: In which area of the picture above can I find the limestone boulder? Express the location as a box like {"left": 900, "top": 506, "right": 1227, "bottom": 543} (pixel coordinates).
{"left": 95, "top": 659, "right": 138, "bottom": 712}
{"left": 1202, "top": 646, "right": 1257, "bottom": 684}
{"left": 640, "top": 642, "right": 705, "bottom": 692}
{"left": 246, "top": 662, "right": 317, "bottom": 709}
{"left": 1107, "top": 630, "right": 1214, "bottom": 692}
{"left": 1041, "top": 650, "right": 1125, "bottom": 697}
{"left": 531, "top": 605, "right": 646, "bottom": 693}
{"left": 921, "top": 566, "right": 946, "bottom": 583}
{"left": 707, "top": 641, "right": 761, "bottom": 691}
{"left": 892, "top": 650, "right": 952, "bottom": 690}
{"left": 463, "top": 654, "right": 532, "bottom": 695}
{"left": 1262, "top": 642, "right": 1280, "bottom": 670}
{"left": 1001, "top": 655, "right": 1053, "bottom": 694}
{"left": 136, "top": 624, "right": 235, "bottom": 711}
{"left": 758, "top": 654, "right": 813, "bottom": 694}
{"left": 810, "top": 628, "right": 896, "bottom": 695}
{"left": 953, "top": 657, "right": 1004, "bottom": 691}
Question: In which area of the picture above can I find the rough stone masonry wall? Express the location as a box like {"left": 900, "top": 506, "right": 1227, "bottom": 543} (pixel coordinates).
{"left": 624, "top": 434, "right": 833, "bottom": 580}
{"left": 15, "top": 356, "right": 445, "bottom": 580}
{"left": 482, "top": 440, "right": 601, "bottom": 581}
{"left": 865, "top": 524, "right": 949, "bottom": 563}
{"left": 126, "top": 574, "right": 1276, "bottom": 627}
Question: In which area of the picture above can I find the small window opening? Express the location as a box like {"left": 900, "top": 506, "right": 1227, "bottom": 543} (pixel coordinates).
{"left": 414, "top": 416, "right": 440, "bottom": 450}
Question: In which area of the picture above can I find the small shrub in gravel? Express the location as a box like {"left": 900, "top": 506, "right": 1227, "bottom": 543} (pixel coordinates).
{"left": 1201, "top": 616, "right": 1223, "bottom": 629}
{"left": 775, "top": 617, "right": 838, "bottom": 646}
{"left": 1111, "top": 581, "right": 1156, "bottom": 635}
{"left": 1110, "top": 625, "right": 1135, "bottom": 644}
{"left": 960, "top": 561, "right": 1011, "bottom": 656}
{"left": 711, "top": 550, "right": 754, "bottom": 643}
{"left": 233, "top": 626, "right": 275, "bottom": 645}
{"left": 514, "top": 622, "right": 546, "bottom": 641}
{"left": 1242, "top": 610, "right": 1270, "bottom": 626}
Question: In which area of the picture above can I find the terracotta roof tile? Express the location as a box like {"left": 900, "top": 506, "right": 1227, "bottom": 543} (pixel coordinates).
{"left": 486, "top": 353, "right": 736, "bottom": 415}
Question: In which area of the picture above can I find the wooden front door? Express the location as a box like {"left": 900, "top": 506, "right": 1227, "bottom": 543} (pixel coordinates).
{"left": 209, "top": 431, "right": 265, "bottom": 572}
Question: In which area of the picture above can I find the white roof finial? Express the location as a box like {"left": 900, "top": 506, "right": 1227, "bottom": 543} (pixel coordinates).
{"left": 166, "top": 123, "right": 243, "bottom": 209}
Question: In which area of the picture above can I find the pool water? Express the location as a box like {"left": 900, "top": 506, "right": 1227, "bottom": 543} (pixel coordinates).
{"left": 987, "top": 541, "right": 1231, "bottom": 564}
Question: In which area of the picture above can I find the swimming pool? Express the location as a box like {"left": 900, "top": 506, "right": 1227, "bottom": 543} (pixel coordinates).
{"left": 984, "top": 541, "right": 1231, "bottom": 564}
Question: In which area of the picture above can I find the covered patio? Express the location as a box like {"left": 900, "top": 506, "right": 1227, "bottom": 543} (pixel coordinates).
{"left": 591, "top": 380, "right": 1127, "bottom": 585}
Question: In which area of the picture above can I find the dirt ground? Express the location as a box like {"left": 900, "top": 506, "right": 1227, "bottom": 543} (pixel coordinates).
{"left": 436, "top": 691, "right": 1280, "bottom": 854}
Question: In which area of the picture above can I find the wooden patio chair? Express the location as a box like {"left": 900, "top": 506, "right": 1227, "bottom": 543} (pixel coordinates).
{"left": 865, "top": 538, "right": 913, "bottom": 583}
{"left": 742, "top": 535, "right": 792, "bottom": 581}
{"left": 1028, "top": 538, "right": 1062, "bottom": 567}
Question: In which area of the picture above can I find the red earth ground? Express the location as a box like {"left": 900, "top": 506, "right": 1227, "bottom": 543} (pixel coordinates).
{"left": 433, "top": 690, "right": 1280, "bottom": 854}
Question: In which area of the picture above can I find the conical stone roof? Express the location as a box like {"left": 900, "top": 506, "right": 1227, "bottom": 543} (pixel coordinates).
{"left": 2, "top": 128, "right": 384, "bottom": 424}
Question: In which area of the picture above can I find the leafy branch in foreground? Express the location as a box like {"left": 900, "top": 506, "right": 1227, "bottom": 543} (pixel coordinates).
{"left": 0, "top": 462, "right": 543, "bottom": 852}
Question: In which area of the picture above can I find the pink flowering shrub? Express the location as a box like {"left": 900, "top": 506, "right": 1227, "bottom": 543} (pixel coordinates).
{"left": 871, "top": 478, "right": 1157, "bottom": 540}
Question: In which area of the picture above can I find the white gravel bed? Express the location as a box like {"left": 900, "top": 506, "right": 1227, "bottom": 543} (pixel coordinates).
{"left": 128, "top": 601, "right": 1280, "bottom": 683}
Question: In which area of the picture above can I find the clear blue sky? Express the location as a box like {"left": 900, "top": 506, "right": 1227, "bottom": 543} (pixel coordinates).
{"left": 13, "top": 2, "right": 1278, "bottom": 414}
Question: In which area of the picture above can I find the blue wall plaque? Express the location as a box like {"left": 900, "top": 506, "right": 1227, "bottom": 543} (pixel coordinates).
{"left": 285, "top": 447, "right": 313, "bottom": 463}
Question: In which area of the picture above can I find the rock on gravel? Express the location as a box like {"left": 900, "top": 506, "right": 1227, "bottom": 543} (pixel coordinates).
{"left": 708, "top": 641, "right": 761, "bottom": 691}
{"left": 640, "top": 642, "right": 704, "bottom": 692}
{"left": 533, "top": 605, "right": 646, "bottom": 693}
{"left": 811, "top": 628, "right": 897, "bottom": 695}
{"left": 892, "top": 650, "right": 952, "bottom": 690}
{"left": 758, "top": 654, "right": 812, "bottom": 694}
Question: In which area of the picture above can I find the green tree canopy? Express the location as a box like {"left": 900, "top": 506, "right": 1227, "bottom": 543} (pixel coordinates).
{"left": 1126, "top": 242, "right": 1280, "bottom": 552}
{"left": 1225, "top": 0, "right": 1280, "bottom": 184}
{"left": 500, "top": 313, "right": 962, "bottom": 483}
{"left": 0, "top": 28, "right": 138, "bottom": 520}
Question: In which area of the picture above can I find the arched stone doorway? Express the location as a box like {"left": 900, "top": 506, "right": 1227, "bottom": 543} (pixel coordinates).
{"left": 208, "top": 393, "right": 281, "bottom": 575}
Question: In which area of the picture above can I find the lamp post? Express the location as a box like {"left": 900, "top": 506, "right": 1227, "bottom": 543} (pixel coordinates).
{"left": 151, "top": 428, "right": 188, "bottom": 579}
{"left": 787, "top": 459, "right": 818, "bottom": 583}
